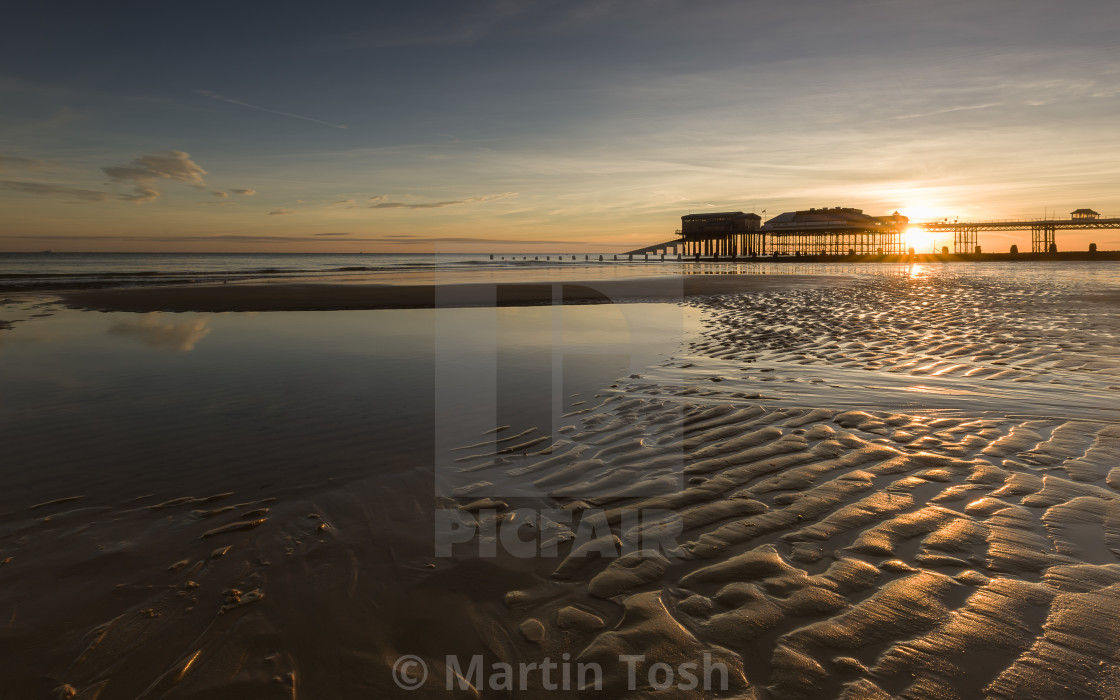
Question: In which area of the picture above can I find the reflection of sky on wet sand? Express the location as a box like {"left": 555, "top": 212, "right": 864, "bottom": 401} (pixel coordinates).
{"left": 107, "top": 312, "right": 211, "bottom": 351}
{"left": 0, "top": 303, "right": 698, "bottom": 510}
{"left": 432, "top": 302, "right": 699, "bottom": 495}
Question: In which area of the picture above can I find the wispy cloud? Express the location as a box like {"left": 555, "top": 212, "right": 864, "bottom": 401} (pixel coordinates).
{"left": 892, "top": 102, "right": 1003, "bottom": 121}
{"left": 268, "top": 208, "right": 294, "bottom": 216}
{"left": 1, "top": 179, "right": 110, "bottom": 201}
{"left": 196, "top": 90, "right": 348, "bottom": 129}
{"left": 229, "top": 188, "right": 256, "bottom": 196}
{"left": 4, "top": 152, "right": 237, "bottom": 205}
{"left": 102, "top": 150, "right": 214, "bottom": 203}
{"left": 0, "top": 155, "right": 48, "bottom": 170}
{"left": 368, "top": 192, "right": 517, "bottom": 209}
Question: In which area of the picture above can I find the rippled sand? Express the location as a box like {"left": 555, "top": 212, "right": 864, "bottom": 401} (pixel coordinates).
{"left": 445, "top": 267, "right": 1120, "bottom": 698}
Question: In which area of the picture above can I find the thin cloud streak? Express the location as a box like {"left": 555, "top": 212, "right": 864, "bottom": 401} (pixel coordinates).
{"left": 892, "top": 102, "right": 1004, "bottom": 121}
{"left": 1, "top": 180, "right": 110, "bottom": 201}
{"left": 196, "top": 90, "right": 348, "bottom": 129}
{"left": 368, "top": 192, "right": 517, "bottom": 209}
{"left": 0, "top": 155, "right": 49, "bottom": 170}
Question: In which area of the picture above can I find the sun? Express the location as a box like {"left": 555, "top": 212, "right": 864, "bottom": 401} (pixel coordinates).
{"left": 906, "top": 226, "right": 940, "bottom": 253}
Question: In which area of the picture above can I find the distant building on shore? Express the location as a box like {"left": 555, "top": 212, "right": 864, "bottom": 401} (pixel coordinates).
{"left": 1071, "top": 208, "right": 1100, "bottom": 220}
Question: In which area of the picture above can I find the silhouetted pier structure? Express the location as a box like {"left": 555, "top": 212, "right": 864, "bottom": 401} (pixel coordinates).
{"left": 627, "top": 212, "right": 763, "bottom": 257}
{"left": 766, "top": 208, "right": 908, "bottom": 256}
{"left": 625, "top": 206, "right": 1120, "bottom": 258}
{"left": 919, "top": 209, "right": 1120, "bottom": 253}
{"left": 626, "top": 207, "right": 909, "bottom": 257}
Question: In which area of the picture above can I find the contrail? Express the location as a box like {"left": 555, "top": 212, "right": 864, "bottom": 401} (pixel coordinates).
{"left": 196, "top": 90, "right": 348, "bottom": 129}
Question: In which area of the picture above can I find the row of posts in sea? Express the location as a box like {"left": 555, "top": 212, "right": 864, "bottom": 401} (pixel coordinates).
{"left": 490, "top": 243, "right": 1110, "bottom": 264}
{"left": 489, "top": 252, "right": 881, "bottom": 262}
{"left": 491, "top": 251, "right": 931, "bottom": 263}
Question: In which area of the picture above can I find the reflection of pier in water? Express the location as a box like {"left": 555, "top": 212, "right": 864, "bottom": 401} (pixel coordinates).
{"left": 626, "top": 206, "right": 1120, "bottom": 258}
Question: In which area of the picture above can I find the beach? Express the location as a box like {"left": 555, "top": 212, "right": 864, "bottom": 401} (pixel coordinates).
{"left": 3, "top": 260, "right": 1120, "bottom": 698}
{"left": 7, "top": 0, "right": 1120, "bottom": 694}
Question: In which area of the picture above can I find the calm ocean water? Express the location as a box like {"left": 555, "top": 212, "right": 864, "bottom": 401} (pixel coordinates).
{"left": 0, "top": 251, "right": 611, "bottom": 291}
{"left": 3, "top": 251, "right": 1120, "bottom": 292}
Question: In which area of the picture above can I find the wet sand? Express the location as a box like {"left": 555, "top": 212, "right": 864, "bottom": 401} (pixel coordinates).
{"left": 58, "top": 274, "right": 852, "bottom": 312}
{"left": 5, "top": 266, "right": 1120, "bottom": 697}
{"left": 435, "top": 269, "right": 1120, "bottom": 698}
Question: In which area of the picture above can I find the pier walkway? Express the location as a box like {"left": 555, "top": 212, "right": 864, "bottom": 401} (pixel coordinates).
{"left": 919, "top": 216, "right": 1120, "bottom": 253}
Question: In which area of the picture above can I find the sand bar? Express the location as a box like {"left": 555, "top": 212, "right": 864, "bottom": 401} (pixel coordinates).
{"left": 59, "top": 273, "right": 854, "bottom": 312}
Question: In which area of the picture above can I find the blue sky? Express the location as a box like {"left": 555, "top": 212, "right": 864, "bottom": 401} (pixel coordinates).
{"left": 2, "top": 0, "right": 1119, "bottom": 251}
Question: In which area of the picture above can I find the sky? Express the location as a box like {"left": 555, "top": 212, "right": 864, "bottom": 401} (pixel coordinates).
{"left": 1, "top": 0, "right": 1119, "bottom": 253}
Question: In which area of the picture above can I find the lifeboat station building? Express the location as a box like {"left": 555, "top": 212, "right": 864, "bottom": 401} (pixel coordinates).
{"left": 678, "top": 212, "right": 762, "bottom": 256}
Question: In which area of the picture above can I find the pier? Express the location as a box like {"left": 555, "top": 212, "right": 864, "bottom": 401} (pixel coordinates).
{"left": 625, "top": 207, "right": 1120, "bottom": 258}
{"left": 919, "top": 209, "right": 1120, "bottom": 253}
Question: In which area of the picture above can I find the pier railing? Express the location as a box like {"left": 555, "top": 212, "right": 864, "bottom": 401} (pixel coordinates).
{"left": 919, "top": 216, "right": 1120, "bottom": 226}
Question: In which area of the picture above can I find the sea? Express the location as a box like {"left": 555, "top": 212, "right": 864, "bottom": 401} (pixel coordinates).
{"left": 5, "top": 251, "right": 1120, "bottom": 293}
{"left": 0, "top": 252, "right": 616, "bottom": 292}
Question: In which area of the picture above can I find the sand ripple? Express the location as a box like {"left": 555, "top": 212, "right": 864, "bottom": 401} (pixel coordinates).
{"left": 445, "top": 270, "right": 1120, "bottom": 697}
